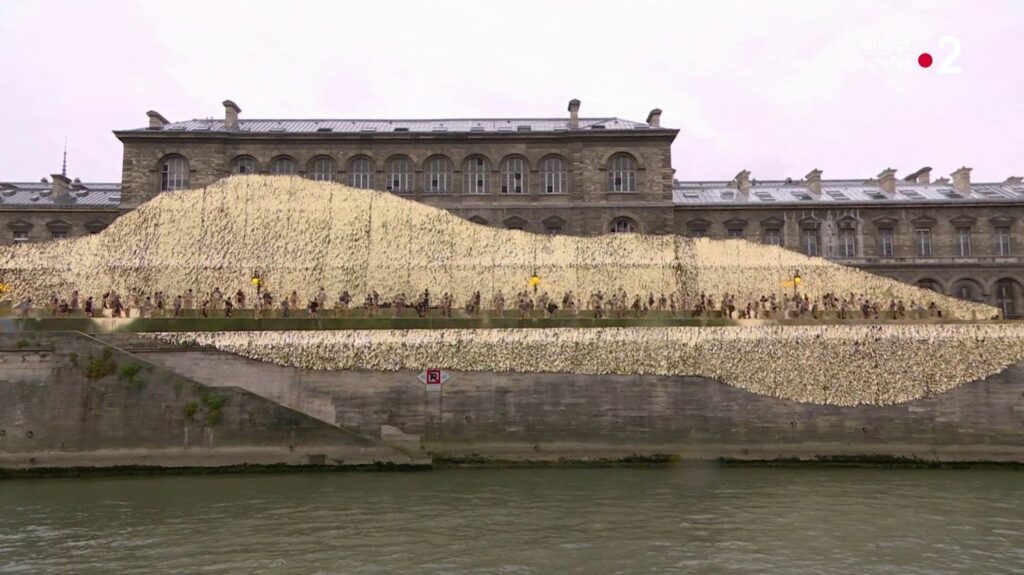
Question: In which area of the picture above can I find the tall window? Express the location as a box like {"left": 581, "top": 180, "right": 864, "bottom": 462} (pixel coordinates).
{"left": 230, "top": 156, "right": 257, "bottom": 175}
{"left": 915, "top": 228, "right": 932, "bottom": 257}
{"left": 764, "top": 228, "right": 782, "bottom": 246}
{"left": 425, "top": 156, "right": 453, "bottom": 193}
{"left": 878, "top": 229, "right": 894, "bottom": 257}
{"left": 12, "top": 231, "right": 28, "bottom": 244}
{"left": 500, "top": 157, "right": 527, "bottom": 194}
{"left": 727, "top": 228, "right": 743, "bottom": 238}
{"left": 349, "top": 157, "right": 374, "bottom": 189}
{"left": 385, "top": 157, "right": 413, "bottom": 193}
{"left": 309, "top": 157, "right": 337, "bottom": 181}
{"left": 610, "top": 217, "right": 637, "bottom": 233}
{"left": 955, "top": 227, "right": 972, "bottom": 257}
{"left": 997, "top": 280, "right": 1018, "bottom": 317}
{"left": 837, "top": 228, "right": 857, "bottom": 257}
{"left": 540, "top": 156, "right": 567, "bottom": 194}
{"left": 269, "top": 157, "right": 297, "bottom": 175}
{"left": 51, "top": 231, "right": 67, "bottom": 240}
{"left": 463, "top": 156, "right": 490, "bottom": 195}
{"left": 996, "top": 227, "right": 1012, "bottom": 256}
{"left": 801, "top": 229, "right": 819, "bottom": 256}
{"left": 607, "top": 154, "right": 637, "bottom": 192}
{"left": 160, "top": 156, "right": 188, "bottom": 191}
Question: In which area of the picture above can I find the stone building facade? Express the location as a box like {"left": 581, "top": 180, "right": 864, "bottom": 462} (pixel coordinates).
{"left": 1, "top": 99, "right": 1022, "bottom": 315}
{"left": 114, "top": 100, "right": 678, "bottom": 237}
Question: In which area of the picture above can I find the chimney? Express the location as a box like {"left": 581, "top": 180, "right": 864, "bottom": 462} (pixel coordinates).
{"left": 568, "top": 99, "right": 580, "bottom": 130}
{"left": 805, "top": 168, "right": 822, "bottom": 195}
{"left": 951, "top": 166, "right": 972, "bottom": 194}
{"left": 146, "top": 110, "right": 168, "bottom": 129}
{"left": 877, "top": 168, "right": 897, "bottom": 195}
{"left": 646, "top": 108, "right": 662, "bottom": 128}
{"left": 50, "top": 173, "right": 71, "bottom": 202}
{"left": 223, "top": 100, "right": 241, "bottom": 130}
{"left": 905, "top": 166, "right": 931, "bottom": 184}
{"left": 735, "top": 170, "right": 751, "bottom": 194}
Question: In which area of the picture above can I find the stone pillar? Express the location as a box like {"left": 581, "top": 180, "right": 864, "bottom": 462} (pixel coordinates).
{"left": 568, "top": 99, "right": 580, "bottom": 130}
{"left": 147, "top": 111, "right": 168, "bottom": 129}
{"left": 951, "top": 167, "right": 972, "bottom": 194}
{"left": 223, "top": 100, "right": 241, "bottom": 130}
{"left": 646, "top": 108, "right": 662, "bottom": 128}
{"left": 50, "top": 173, "right": 71, "bottom": 202}
{"left": 877, "top": 168, "right": 897, "bottom": 195}
{"left": 805, "top": 169, "right": 822, "bottom": 195}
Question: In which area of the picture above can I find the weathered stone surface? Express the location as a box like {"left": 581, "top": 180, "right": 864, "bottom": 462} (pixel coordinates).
{"left": 0, "top": 333, "right": 416, "bottom": 470}
{"left": 140, "top": 349, "right": 1024, "bottom": 463}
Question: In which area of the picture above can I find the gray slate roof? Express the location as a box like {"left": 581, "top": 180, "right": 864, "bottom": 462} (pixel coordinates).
{"left": 673, "top": 180, "right": 1024, "bottom": 205}
{"left": 125, "top": 117, "right": 656, "bottom": 134}
{"left": 0, "top": 180, "right": 121, "bottom": 208}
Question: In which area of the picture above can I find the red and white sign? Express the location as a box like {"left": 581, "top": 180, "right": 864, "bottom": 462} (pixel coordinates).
{"left": 418, "top": 368, "right": 449, "bottom": 388}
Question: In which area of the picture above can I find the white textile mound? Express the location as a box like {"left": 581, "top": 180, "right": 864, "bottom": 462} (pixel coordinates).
{"left": 0, "top": 176, "right": 997, "bottom": 319}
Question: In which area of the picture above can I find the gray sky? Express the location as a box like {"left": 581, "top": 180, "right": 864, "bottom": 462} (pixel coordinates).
{"left": 0, "top": 0, "right": 1020, "bottom": 183}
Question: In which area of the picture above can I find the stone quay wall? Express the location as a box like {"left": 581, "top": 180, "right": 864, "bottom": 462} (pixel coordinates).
{"left": 0, "top": 333, "right": 417, "bottom": 473}
{"left": 136, "top": 346, "right": 1024, "bottom": 464}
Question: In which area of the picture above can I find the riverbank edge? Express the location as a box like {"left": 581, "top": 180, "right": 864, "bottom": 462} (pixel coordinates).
{"left": 4, "top": 453, "right": 1024, "bottom": 479}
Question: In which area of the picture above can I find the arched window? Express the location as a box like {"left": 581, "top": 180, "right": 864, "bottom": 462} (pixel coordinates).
{"left": 607, "top": 154, "right": 637, "bottom": 192}
{"left": 500, "top": 157, "right": 527, "bottom": 194}
{"left": 996, "top": 279, "right": 1020, "bottom": 318}
{"left": 348, "top": 157, "right": 374, "bottom": 189}
{"left": 953, "top": 280, "right": 979, "bottom": 301}
{"left": 308, "top": 157, "right": 337, "bottom": 181}
{"left": 540, "top": 156, "right": 568, "bottom": 194}
{"left": 230, "top": 156, "right": 257, "bottom": 175}
{"left": 463, "top": 156, "right": 490, "bottom": 195}
{"left": 160, "top": 156, "right": 188, "bottom": 191}
{"left": 269, "top": 157, "right": 297, "bottom": 175}
{"left": 610, "top": 217, "right": 637, "bottom": 234}
{"left": 425, "top": 156, "right": 453, "bottom": 193}
{"left": 385, "top": 156, "right": 413, "bottom": 194}
{"left": 915, "top": 279, "right": 942, "bottom": 293}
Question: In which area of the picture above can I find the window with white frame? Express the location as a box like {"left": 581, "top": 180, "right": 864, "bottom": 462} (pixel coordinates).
{"left": 51, "top": 231, "right": 67, "bottom": 240}
{"left": 269, "top": 157, "right": 297, "bottom": 175}
{"left": 607, "top": 154, "right": 637, "bottom": 192}
{"left": 764, "top": 228, "right": 782, "bottom": 246}
{"left": 160, "top": 156, "right": 188, "bottom": 191}
{"left": 610, "top": 217, "right": 637, "bottom": 233}
{"left": 424, "top": 156, "right": 453, "bottom": 193}
{"left": 385, "top": 157, "right": 413, "bottom": 193}
{"left": 349, "top": 157, "right": 374, "bottom": 189}
{"left": 838, "top": 228, "right": 857, "bottom": 257}
{"left": 955, "top": 227, "right": 972, "bottom": 257}
{"left": 997, "top": 280, "right": 1019, "bottom": 317}
{"left": 500, "top": 157, "right": 527, "bottom": 194}
{"left": 309, "top": 157, "right": 337, "bottom": 181}
{"left": 801, "top": 229, "right": 819, "bottom": 256}
{"left": 12, "top": 230, "right": 28, "bottom": 244}
{"left": 463, "top": 156, "right": 490, "bottom": 194}
{"left": 916, "top": 228, "right": 932, "bottom": 257}
{"left": 878, "top": 228, "right": 894, "bottom": 257}
{"left": 230, "top": 156, "right": 257, "bottom": 175}
{"left": 996, "top": 226, "right": 1012, "bottom": 256}
{"left": 539, "top": 156, "right": 567, "bottom": 194}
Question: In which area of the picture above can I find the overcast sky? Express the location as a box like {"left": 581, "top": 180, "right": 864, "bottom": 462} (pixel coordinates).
{"left": 0, "top": 0, "right": 1020, "bottom": 183}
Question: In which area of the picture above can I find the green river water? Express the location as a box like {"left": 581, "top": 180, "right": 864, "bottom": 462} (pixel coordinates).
{"left": 1, "top": 467, "right": 1022, "bottom": 574}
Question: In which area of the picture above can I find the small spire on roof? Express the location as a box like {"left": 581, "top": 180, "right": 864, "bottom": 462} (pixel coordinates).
{"left": 62, "top": 137, "right": 67, "bottom": 177}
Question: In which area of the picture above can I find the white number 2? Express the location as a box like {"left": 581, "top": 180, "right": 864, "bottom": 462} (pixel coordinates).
{"left": 938, "top": 36, "right": 962, "bottom": 74}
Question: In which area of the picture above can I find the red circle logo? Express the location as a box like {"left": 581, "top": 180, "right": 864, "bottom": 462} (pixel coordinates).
{"left": 918, "top": 53, "right": 933, "bottom": 68}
